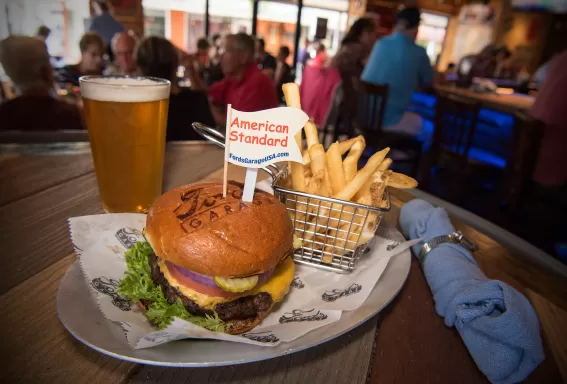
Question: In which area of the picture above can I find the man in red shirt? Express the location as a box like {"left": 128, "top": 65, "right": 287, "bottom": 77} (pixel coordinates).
{"left": 207, "top": 33, "right": 278, "bottom": 125}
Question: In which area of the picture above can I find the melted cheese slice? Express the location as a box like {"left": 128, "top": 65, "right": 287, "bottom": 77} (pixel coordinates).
{"left": 158, "top": 257, "right": 295, "bottom": 310}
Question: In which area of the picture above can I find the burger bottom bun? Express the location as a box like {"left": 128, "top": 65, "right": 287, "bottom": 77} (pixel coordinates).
{"left": 137, "top": 301, "right": 275, "bottom": 335}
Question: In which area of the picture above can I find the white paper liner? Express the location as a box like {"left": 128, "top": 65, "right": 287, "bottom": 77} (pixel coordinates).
{"left": 68, "top": 213, "right": 419, "bottom": 350}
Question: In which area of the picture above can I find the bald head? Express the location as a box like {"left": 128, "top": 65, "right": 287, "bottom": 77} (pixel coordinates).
{"left": 0, "top": 35, "right": 53, "bottom": 91}
{"left": 220, "top": 33, "right": 255, "bottom": 76}
{"left": 111, "top": 32, "right": 138, "bottom": 75}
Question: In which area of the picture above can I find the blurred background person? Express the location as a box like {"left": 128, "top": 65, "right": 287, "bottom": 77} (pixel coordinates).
{"left": 444, "top": 62, "right": 457, "bottom": 82}
{"left": 105, "top": 31, "right": 138, "bottom": 76}
{"left": 533, "top": 53, "right": 561, "bottom": 87}
{"left": 207, "top": 33, "right": 278, "bottom": 125}
{"left": 56, "top": 32, "right": 105, "bottom": 87}
{"left": 209, "top": 34, "right": 222, "bottom": 65}
{"left": 298, "top": 39, "right": 312, "bottom": 69}
{"left": 310, "top": 42, "right": 329, "bottom": 67}
{"left": 196, "top": 38, "right": 210, "bottom": 67}
{"left": 467, "top": 45, "right": 497, "bottom": 79}
{"left": 362, "top": 7, "right": 433, "bottom": 136}
{"left": 255, "top": 38, "right": 277, "bottom": 78}
{"left": 274, "top": 45, "right": 294, "bottom": 103}
{"left": 330, "top": 17, "right": 377, "bottom": 123}
{"left": 205, "top": 33, "right": 224, "bottom": 86}
{"left": 0, "top": 36, "right": 83, "bottom": 131}
{"left": 493, "top": 46, "right": 513, "bottom": 79}
{"left": 529, "top": 48, "right": 567, "bottom": 202}
{"left": 88, "top": 0, "right": 124, "bottom": 61}
{"left": 195, "top": 37, "right": 211, "bottom": 82}
{"left": 36, "top": 26, "right": 51, "bottom": 43}
{"left": 136, "top": 36, "right": 214, "bottom": 141}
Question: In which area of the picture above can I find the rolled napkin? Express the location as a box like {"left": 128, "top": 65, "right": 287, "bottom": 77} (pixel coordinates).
{"left": 400, "top": 199, "right": 544, "bottom": 384}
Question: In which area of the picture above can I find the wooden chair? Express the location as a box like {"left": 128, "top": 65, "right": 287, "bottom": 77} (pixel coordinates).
{"left": 323, "top": 81, "right": 423, "bottom": 176}
{"left": 421, "top": 95, "right": 480, "bottom": 202}
{"left": 322, "top": 81, "right": 388, "bottom": 146}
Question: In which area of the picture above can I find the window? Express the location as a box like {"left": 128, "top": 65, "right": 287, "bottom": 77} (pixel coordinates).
{"left": 144, "top": 10, "right": 166, "bottom": 37}
{"left": 416, "top": 12, "right": 449, "bottom": 64}
{"left": 209, "top": 0, "right": 253, "bottom": 36}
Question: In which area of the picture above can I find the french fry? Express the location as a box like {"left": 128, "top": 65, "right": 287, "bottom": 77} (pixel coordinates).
{"left": 307, "top": 170, "right": 325, "bottom": 195}
{"left": 334, "top": 148, "right": 390, "bottom": 201}
{"left": 386, "top": 172, "right": 418, "bottom": 189}
{"left": 378, "top": 158, "right": 392, "bottom": 172}
{"left": 282, "top": 83, "right": 301, "bottom": 109}
{"left": 304, "top": 175, "right": 311, "bottom": 189}
{"left": 308, "top": 144, "right": 331, "bottom": 196}
{"left": 304, "top": 120, "right": 320, "bottom": 149}
{"left": 294, "top": 171, "right": 325, "bottom": 232}
{"left": 355, "top": 157, "right": 393, "bottom": 202}
{"left": 363, "top": 171, "right": 391, "bottom": 233}
{"left": 304, "top": 162, "right": 312, "bottom": 179}
{"left": 339, "top": 136, "right": 365, "bottom": 155}
{"left": 370, "top": 177, "right": 388, "bottom": 208}
{"left": 282, "top": 83, "right": 305, "bottom": 193}
{"left": 330, "top": 171, "right": 391, "bottom": 259}
{"left": 343, "top": 138, "right": 366, "bottom": 182}
{"left": 326, "top": 142, "right": 346, "bottom": 195}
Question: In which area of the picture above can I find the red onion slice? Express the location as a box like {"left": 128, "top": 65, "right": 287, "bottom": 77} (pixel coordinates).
{"left": 168, "top": 262, "right": 275, "bottom": 293}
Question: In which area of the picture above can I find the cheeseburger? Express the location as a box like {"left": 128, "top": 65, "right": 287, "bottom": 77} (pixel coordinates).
{"left": 119, "top": 181, "right": 295, "bottom": 334}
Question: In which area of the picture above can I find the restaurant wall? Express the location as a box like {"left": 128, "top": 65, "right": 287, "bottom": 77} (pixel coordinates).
{"left": 1, "top": 0, "right": 90, "bottom": 63}
{"left": 499, "top": 11, "right": 551, "bottom": 72}
{"left": 437, "top": 15, "right": 459, "bottom": 71}
{"left": 347, "top": 0, "right": 368, "bottom": 26}
{"left": 168, "top": 10, "right": 187, "bottom": 50}
{"left": 257, "top": 20, "right": 297, "bottom": 63}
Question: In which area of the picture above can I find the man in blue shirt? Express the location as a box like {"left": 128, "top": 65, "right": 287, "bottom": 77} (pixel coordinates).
{"left": 362, "top": 7, "right": 433, "bottom": 136}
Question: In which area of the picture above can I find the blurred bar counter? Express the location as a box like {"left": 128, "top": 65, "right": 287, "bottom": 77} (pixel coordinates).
{"left": 410, "top": 86, "right": 536, "bottom": 166}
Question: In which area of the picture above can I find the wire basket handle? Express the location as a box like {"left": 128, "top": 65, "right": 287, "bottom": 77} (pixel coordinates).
{"left": 192, "top": 122, "right": 280, "bottom": 181}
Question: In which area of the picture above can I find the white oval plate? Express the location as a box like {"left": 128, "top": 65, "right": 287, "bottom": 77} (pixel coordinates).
{"left": 57, "top": 227, "right": 410, "bottom": 367}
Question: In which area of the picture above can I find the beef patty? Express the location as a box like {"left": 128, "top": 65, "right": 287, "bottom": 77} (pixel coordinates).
{"left": 149, "top": 253, "right": 273, "bottom": 321}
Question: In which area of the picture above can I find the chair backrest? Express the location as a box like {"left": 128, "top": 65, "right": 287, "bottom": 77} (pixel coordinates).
{"left": 504, "top": 112, "right": 544, "bottom": 209}
{"left": 357, "top": 82, "right": 389, "bottom": 143}
{"left": 432, "top": 95, "right": 480, "bottom": 161}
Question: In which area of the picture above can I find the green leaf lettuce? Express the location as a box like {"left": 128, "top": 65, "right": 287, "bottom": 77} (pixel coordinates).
{"left": 118, "top": 241, "right": 224, "bottom": 332}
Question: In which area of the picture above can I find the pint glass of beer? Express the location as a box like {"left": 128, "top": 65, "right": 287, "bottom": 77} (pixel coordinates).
{"left": 80, "top": 76, "right": 170, "bottom": 213}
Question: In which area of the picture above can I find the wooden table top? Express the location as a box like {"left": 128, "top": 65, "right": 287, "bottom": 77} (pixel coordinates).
{"left": 1, "top": 142, "right": 566, "bottom": 384}
{"left": 435, "top": 85, "right": 535, "bottom": 114}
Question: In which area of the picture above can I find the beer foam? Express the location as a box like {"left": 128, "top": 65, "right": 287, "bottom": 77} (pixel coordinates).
{"left": 80, "top": 77, "right": 170, "bottom": 102}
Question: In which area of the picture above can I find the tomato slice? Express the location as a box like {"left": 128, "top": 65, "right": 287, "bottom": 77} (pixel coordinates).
{"left": 165, "top": 262, "right": 241, "bottom": 298}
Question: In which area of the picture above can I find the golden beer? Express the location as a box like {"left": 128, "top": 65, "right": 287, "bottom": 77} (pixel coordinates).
{"left": 80, "top": 76, "right": 170, "bottom": 212}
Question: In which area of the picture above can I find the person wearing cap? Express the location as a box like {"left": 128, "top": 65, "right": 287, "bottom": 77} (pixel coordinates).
{"left": 362, "top": 7, "right": 434, "bottom": 136}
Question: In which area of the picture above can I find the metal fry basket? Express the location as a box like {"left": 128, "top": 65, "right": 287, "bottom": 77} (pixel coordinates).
{"left": 192, "top": 122, "right": 391, "bottom": 274}
{"left": 271, "top": 167, "right": 390, "bottom": 273}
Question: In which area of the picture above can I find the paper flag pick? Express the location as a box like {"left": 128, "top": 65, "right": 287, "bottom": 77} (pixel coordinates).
{"left": 225, "top": 107, "right": 308, "bottom": 168}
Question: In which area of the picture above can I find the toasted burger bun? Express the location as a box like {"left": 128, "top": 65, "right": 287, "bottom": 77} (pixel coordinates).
{"left": 146, "top": 181, "right": 293, "bottom": 277}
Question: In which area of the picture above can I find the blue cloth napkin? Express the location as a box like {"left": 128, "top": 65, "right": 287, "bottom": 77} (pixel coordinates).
{"left": 400, "top": 199, "right": 545, "bottom": 384}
